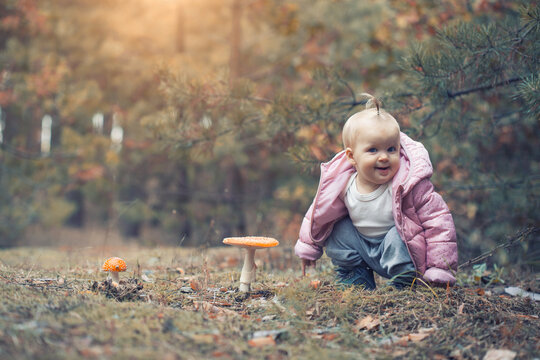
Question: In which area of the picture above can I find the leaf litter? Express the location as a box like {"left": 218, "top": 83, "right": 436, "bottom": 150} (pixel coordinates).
{"left": 91, "top": 278, "right": 145, "bottom": 301}
{"left": 0, "top": 246, "right": 538, "bottom": 359}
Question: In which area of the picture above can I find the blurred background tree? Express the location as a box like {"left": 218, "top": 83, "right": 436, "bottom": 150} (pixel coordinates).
{"left": 1, "top": 0, "right": 538, "bottom": 269}
{"left": 0, "top": 0, "right": 166, "bottom": 245}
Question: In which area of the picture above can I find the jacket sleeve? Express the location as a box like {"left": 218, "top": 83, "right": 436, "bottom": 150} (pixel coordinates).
{"left": 294, "top": 203, "right": 324, "bottom": 261}
{"left": 294, "top": 151, "right": 353, "bottom": 262}
{"left": 412, "top": 179, "right": 458, "bottom": 284}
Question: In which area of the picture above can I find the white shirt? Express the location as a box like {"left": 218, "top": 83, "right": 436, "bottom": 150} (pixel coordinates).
{"left": 343, "top": 173, "right": 395, "bottom": 238}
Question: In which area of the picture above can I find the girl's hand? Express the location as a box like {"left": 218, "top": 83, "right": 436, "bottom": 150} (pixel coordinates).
{"left": 423, "top": 267, "right": 456, "bottom": 286}
{"left": 302, "top": 259, "right": 317, "bottom": 276}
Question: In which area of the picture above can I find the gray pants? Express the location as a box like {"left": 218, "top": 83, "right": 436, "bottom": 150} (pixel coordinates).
{"left": 325, "top": 217, "right": 415, "bottom": 279}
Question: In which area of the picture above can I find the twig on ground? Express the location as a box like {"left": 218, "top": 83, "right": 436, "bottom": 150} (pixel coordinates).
{"left": 458, "top": 226, "right": 539, "bottom": 270}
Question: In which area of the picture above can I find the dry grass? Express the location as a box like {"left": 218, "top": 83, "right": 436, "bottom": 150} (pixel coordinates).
{"left": 0, "top": 245, "right": 538, "bottom": 359}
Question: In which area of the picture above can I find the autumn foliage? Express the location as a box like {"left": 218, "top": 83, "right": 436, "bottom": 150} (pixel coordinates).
{"left": 0, "top": 0, "right": 538, "bottom": 270}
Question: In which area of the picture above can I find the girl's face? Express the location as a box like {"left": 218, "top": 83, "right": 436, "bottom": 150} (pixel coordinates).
{"left": 345, "top": 119, "right": 400, "bottom": 194}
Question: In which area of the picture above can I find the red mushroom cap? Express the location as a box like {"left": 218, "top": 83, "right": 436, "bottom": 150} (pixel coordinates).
{"left": 102, "top": 257, "right": 127, "bottom": 272}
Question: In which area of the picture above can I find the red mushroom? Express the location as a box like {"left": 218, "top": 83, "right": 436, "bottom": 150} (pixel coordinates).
{"left": 223, "top": 236, "right": 279, "bottom": 292}
{"left": 102, "top": 257, "right": 127, "bottom": 283}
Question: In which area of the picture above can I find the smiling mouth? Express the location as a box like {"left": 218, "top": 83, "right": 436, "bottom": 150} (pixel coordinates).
{"left": 375, "top": 166, "right": 390, "bottom": 171}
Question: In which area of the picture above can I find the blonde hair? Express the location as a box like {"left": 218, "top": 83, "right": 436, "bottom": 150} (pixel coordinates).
{"left": 342, "top": 93, "right": 399, "bottom": 149}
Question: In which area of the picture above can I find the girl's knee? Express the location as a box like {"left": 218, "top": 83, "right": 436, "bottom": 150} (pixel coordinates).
{"left": 386, "top": 226, "right": 401, "bottom": 240}
{"left": 384, "top": 227, "right": 406, "bottom": 248}
{"left": 326, "top": 248, "right": 366, "bottom": 268}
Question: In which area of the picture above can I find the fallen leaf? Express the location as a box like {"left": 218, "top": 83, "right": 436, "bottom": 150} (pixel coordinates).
{"left": 391, "top": 349, "right": 410, "bottom": 357}
{"left": 407, "top": 332, "right": 430, "bottom": 342}
{"left": 190, "top": 279, "right": 202, "bottom": 291}
{"left": 397, "top": 328, "right": 436, "bottom": 344}
{"left": 248, "top": 336, "right": 276, "bottom": 347}
{"left": 190, "top": 334, "right": 219, "bottom": 344}
{"left": 450, "top": 348, "right": 465, "bottom": 360}
{"left": 211, "top": 351, "right": 229, "bottom": 358}
{"left": 213, "top": 301, "right": 233, "bottom": 307}
{"left": 355, "top": 315, "right": 381, "bottom": 331}
{"left": 515, "top": 314, "right": 538, "bottom": 320}
{"left": 310, "top": 280, "right": 321, "bottom": 289}
{"left": 396, "top": 336, "right": 409, "bottom": 347}
{"left": 194, "top": 301, "right": 237, "bottom": 317}
{"left": 322, "top": 333, "right": 339, "bottom": 341}
{"left": 504, "top": 286, "right": 540, "bottom": 301}
{"left": 433, "top": 354, "right": 449, "bottom": 360}
{"left": 78, "top": 347, "right": 101, "bottom": 358}
{"left": 457, "top": 303, "right": 465, "bottom": 315}
{"left": 482, "top": 349, "right": 517, "bottom": 360}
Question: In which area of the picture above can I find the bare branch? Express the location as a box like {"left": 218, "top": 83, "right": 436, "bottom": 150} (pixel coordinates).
{"left": 458, "top": 226, "right": 539, "bottom": 270}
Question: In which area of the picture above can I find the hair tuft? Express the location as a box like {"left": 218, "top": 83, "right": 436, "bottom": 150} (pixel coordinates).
{"left": 360, "top": 93, "right": 382, "bottom": 115}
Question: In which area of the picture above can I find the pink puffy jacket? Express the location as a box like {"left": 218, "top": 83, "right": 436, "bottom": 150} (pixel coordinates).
{"left": 294, "top": 132, "right": 458, "bottom": 285}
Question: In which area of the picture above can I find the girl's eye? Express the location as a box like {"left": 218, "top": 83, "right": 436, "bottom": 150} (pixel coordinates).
{"left": 388, "top": 146, "right": 397, "bottom": 152}
{"left": 368, "top": 148, "right": 377, "bottom": 153}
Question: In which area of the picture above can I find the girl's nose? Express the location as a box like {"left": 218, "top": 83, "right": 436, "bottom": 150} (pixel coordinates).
{"left": 379, "top": 152, "right": 389, "bottom": 161}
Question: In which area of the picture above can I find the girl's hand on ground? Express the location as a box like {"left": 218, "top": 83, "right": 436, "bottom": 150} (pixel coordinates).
{"left": 302, "top": 259, "right": 317, "bottom": 276}
{"left": 423, "top": 267, "right": 456, "bottom": 286}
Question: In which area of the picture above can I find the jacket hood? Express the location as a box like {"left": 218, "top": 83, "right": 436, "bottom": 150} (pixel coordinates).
{"left": 393, "top": 132, "right": 433, "bottom": 196}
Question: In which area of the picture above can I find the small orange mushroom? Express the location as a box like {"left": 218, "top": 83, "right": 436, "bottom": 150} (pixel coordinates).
{"left": 223, "top": 236, "right": 279, "bottom": 292}
{"left": 102, "top": 257, "right": 127, "bottom": 283}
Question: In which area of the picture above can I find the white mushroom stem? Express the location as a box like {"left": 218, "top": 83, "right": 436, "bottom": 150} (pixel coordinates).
{"left": 110, "top": 272, "right": 120, "bottom": 283}
{"left": 239, "top": 248, "right": 257, "bottom": 292}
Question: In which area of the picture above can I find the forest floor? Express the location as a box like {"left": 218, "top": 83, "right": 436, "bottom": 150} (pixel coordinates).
{"left": 0, "top": 245, "right": 538, "bottom": 360}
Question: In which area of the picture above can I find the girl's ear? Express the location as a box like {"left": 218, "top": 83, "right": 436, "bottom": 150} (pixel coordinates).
{"left": 345, "top": 148, "right": 356, "bottom": 165}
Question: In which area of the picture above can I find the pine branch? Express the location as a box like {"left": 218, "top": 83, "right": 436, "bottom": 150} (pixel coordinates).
{"left": 447, "top": 76, "right": 523, "bottom": 99}
{"left": 446, "top": 173, "right": 540, "bottom": 191}
{"left": 168, "top": 114, "right": 265, "bottom": 149}
{"left": 458, "top": 226, "right": 539, "bottom": 270}
{"left": 0, "top": 143, "right": 44, "bottom": 160}
{"left": 0, "top": 141, "right": 86, "bottom": 160}
{"left": 336, "top": 77, "right": 357, "bottom": 110}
